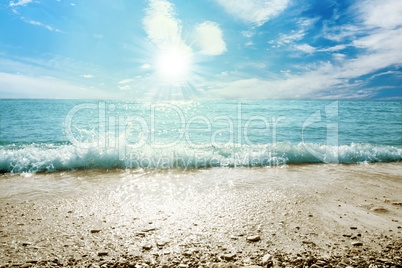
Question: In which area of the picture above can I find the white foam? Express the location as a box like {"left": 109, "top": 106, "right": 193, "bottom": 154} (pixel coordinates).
{"left": 0, "top": 142, "right": 401, "bottom": 173}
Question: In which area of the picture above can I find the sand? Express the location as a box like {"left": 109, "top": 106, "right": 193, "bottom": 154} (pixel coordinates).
{"left": 0, "top": 163, "right": 401, "bottom": 267}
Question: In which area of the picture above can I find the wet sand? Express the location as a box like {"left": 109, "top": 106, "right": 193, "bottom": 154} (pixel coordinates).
{"left": 0, "top": 163, "right": 401, "bottom": 267}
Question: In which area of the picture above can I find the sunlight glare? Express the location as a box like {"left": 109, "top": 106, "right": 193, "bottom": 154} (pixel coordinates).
{"left": 156, "top": 48, "right": 191, "bottom": 82}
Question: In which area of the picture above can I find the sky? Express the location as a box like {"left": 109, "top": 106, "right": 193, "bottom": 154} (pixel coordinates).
{"left": 0, "top": 0, "right": 401, "bottom": 100}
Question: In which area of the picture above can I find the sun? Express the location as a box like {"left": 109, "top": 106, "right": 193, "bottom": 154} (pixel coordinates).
{"left": 156, "top": 48, "right": 191, "bottom": 82}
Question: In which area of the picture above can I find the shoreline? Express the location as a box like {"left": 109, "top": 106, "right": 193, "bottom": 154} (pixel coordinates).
{"left": 0, "top": 163, "right": 401, "bottom": 267}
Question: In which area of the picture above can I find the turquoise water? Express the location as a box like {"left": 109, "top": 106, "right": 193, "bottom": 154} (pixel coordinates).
{"left": 0, "top": 100, "right": 401, "bottom": 173}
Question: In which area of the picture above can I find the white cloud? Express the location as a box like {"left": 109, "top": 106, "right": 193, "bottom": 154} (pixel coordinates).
{"left": 353, "top": 28, "right": 402, "bottom": 52}
{"left": 193, "top": 21, "right": 227, "bottom": 56}
{"left": 213, "top": 0, "right": 400, "bottom": 99}
{"left": 294, "top": 44, "right": 315, "bottom": 54}
{"left": 212, "top": 37, "right": 402, "bottom": 99}
{"left": 80, "top": 74, "right": 94, "bottom": 78}
{"left": 323, "top": 0, "right": 402, "bottom": 43}
{"left": 214, "top": 0, "right": 289, "bottom": 26}
{"left": 9, "top": 0, "right": 32, "bottom": 7}
{"left": 358, "top": 0, "right": 402, "bottom": 29}
{"left": 119, "top": 79, "right": 135, "bottom": 84}
{"left": 143, "top": 0, "right": 184, "bottom": 49}
{"left": 211, "top": 0, "right": 402, "bottom": 100}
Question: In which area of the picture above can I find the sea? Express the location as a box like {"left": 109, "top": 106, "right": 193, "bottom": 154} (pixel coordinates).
{"left": 0, "top": 99, "right": 401, "bottom": 174}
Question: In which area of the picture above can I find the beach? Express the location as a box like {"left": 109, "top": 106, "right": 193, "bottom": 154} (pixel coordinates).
{"left": 2, "top": 0, "right": 402, "bottom": 265}
{"left": 1, "top": 163, "right": 401, "bottom": 267}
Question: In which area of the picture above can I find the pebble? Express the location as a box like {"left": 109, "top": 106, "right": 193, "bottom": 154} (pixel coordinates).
{"left": 156, "top": 241, "right": 168, "bottom": 247}
{"left": 222, "top": 253, "right": 236, "bottom": 261}
{"left": 142, "top": 244, "right": 152, "bottom": 250}
{"left": 246, "top": 235, "right": 260, "bottom": 242}
{"left": 90, "top": 229, "right": 101, "bottom": 233}
{"left": 136, "top": 232, "right": 146, "bottom": 237}
{"left": 351, "top": 242, "right": 363, "bottom": 246}
{"left": 183, "top": 250, "right": 193, "bottom": 256}
{"left": 350, "top": 227, "right": 357, "bottom": 230}
{"left": 210, "top": 264, "right": 239, "bottom": 268}
{"left": 97, "top": 252, "right": 108, "bottom": 256}
{"left": 261, "top": 254, "right": 272, "bottom": 264}
{"left": 302, "top": 240, "right": 316, "bottom": 246}
{"left": 371, "top": 207, "right": 389, "bottom": 213}
{"left": 141, "top": 227, "right": 155, "bottom": 232}
{"left": 351, "top": 248, "right": 359, "bottom": 253}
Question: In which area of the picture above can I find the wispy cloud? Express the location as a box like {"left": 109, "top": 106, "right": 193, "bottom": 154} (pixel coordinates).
{"left": 193, "top": 21, "right": 227, "bottom": 55}
{"left": 119, "top": 79, "right": 135, "bottom": 84}
{"left": 322, "top": 25, "right": 360, "bottom": 42}
{"left": 0, "top": 72, "right": 110, "bottom": 99}
{"left": 118, "top": 85, "right": 131, "bottom": 91}
{"left": 212, "top": 0, "right": 402, "bottom": 99}
{"left": 241, "top": 30, "right": 256, "bottom": 38}
{"left": 214, "top": 0, "right": 290, "bottom": 27}
{"left": 358, "top": 0, "right": 402, "bottom": 29}
{"left": 80, "top": 74, "right": 94, "bottom": 78}
{"left": 21, "top": 17, "right": 61, "bottom": 32}
{"left": 294, "top": 44, "right": 315, "bottom": 54}
{"left": 141, "top": 63, "right": 151, "bottom": 69}
{"left": 318, "top": 44, "right": 348, "bottom": 52}
{"left": 277, "top": 17, "right": 318, "bottom": 45}
{"left": 9, "top": 0, "right": 32, "bottom": 7}
{"left": 213, "top": 41, "right": 401, "bottom": 99}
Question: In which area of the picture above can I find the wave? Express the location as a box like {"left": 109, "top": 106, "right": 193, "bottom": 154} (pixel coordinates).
{"left": 0, "top": 143, "right": 401, "bottom": 173}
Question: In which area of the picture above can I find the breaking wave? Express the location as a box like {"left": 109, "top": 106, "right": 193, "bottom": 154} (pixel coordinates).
{"left": 0, "top": 142, "right": 401, "bottom": 173}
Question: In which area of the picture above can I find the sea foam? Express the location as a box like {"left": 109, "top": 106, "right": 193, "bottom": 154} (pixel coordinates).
{"left": 0, "top": 142, "right": 401, "bottom": 173}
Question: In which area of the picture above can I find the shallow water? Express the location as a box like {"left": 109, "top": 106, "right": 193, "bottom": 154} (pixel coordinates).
{"left": 1, "top": 162, "right": 401, "bottom": 203}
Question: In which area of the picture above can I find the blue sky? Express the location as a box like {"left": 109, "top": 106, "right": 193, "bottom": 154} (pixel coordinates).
{"left": 0, "top": 0, "right": 401, "bottom": 99}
